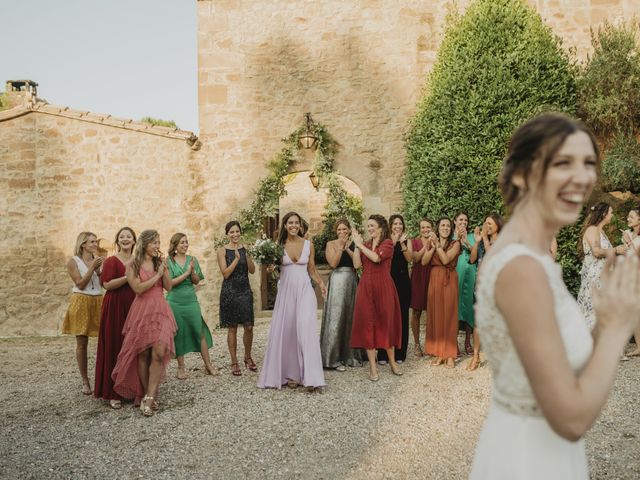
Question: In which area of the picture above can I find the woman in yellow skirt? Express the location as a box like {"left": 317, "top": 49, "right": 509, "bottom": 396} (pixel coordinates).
{"left": 62, "top": 231, "right": 104, "bottom": 395}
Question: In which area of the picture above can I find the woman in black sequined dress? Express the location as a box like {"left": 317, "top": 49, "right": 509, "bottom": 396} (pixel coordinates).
{"left": 216, "top": 221, "right": 256, "bottom": 376}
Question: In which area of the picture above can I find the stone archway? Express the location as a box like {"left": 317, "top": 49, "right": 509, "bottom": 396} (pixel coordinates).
{"left": 260, "top": 171, "right": 363, "bottom": 310}
{"left": 279, "top": 171, "right": 363, "bottom": 238}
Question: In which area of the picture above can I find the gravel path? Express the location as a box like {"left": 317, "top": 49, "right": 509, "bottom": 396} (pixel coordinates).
{"left": 0, "top": 317, "right": 638, "bottom": 480}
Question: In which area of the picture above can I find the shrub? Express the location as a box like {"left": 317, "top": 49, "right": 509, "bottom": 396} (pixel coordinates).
{"left": 403, "top": 0, "right": 578, "bottom": 288}
{"left": 141, "top": 116, "right": 178, "bottom": 129}
{"left": 601, "top": 133, "right": 640, "bottom": 194}
{"left": 577, "top": 21, "right": 640, "bottom": 138}
{"left": 404, "top": 0, "right": 576, "bottom": 230}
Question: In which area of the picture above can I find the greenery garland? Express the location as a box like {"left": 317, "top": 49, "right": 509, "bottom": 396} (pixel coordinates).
{"left": 216, "top": 118, "right": 363, "bottom": 263}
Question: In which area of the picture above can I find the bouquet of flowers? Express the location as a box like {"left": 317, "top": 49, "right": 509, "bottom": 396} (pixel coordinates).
{"left": 249, "top": 237, "right": 284, "bottom": 266}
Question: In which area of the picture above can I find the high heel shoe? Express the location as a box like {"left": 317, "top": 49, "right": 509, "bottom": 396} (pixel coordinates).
{"left": 244, "top": 357, "right": 258, "bottom": 372}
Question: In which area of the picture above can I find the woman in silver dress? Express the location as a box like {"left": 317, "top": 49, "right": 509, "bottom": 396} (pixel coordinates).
{"left": 320, "top": 218, "right": 362, "bottom": 371}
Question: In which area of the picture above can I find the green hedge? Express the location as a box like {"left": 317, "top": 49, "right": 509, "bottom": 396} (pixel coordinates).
{"left": 577, "top": 21, "right": 640, "bottom": 138}
{"left": 403, "top": 0, "right": 578, "bottom": 290}
{"left": 601, "top": 133, "right": 640, "bottom": 194}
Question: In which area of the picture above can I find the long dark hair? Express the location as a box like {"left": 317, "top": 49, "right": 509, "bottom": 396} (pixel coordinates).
{"left": 435, "top": 217, "right": 453, "bottom": 249}
{"left": 388, "top": 214, "right": 406, "bottom": 233}
{"left": 486, "top": 213, "right": 504, "bottom": 234}
{"left": 225, "top": 220, "right": 242, "bottom": 235}
{"left": 277, "top": 211, "right": 305, "bottom": 245}
{"left": 113, "top": 226, "right": 136, "bottom": 252}
{"left": 369, "top": 214, "right": 390, "bottom": 242}
{"left": 578, "top": 202, "right": 611, "bottom": 258}
{"left": 500, "top": 113, "right": 600, "bottom": 211}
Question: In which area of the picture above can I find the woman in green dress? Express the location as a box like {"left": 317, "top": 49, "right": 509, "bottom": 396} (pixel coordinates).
{"left": 167, "top": 233, "right": 218, "bottom": 379}
{"left": 453, "top": 212, "right": 477, "bottom": 359}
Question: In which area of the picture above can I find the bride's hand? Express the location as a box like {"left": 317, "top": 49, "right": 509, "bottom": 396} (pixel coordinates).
{"left": 593, "top": 253, "right": 640, "bottom": 336}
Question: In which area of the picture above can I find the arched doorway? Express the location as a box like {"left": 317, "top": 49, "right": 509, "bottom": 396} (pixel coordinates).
{"left": 260, "top": 171, "right": 363, "bottom": 310}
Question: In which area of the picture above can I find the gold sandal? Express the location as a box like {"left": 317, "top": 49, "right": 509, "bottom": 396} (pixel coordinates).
{"left": 140, "top": 396, "right": 154, "bottom": 417}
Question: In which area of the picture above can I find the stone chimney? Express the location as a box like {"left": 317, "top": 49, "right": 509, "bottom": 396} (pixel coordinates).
{"left": 5, "top": 80, "right": 38, "bottom": 107}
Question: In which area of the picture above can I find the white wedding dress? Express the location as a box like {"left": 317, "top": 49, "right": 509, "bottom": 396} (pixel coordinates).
{"left": 470, "top": 244, "right": 594, "bottom": 479}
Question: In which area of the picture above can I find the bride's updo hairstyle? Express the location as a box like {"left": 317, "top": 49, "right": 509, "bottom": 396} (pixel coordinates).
{"left": 499, "top": 113, "right": 600, "bottom": 211}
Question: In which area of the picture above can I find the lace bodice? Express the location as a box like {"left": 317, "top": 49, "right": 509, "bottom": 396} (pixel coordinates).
{"left": 476, "top": 244, "right": 593, "bottom": 417}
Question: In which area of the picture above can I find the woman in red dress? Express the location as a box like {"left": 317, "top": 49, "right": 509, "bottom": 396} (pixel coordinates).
{"left": 94, "top": 227, "right": 136, "bottom": 409}
{"left": 350, "top": 214, "right": 402, "bottom": 381}
{"left": 423, "top": 217, "right": 461, "bottom": 368}
{"left": 409, "top": 218, "right": 435, "bottom": 357}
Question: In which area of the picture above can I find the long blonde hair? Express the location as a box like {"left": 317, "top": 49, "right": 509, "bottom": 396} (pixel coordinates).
{"left": 73, "top": 231, "right": 97, "bottom": 256}
{"left": 131, "top": 229, "right": 161, "bottom": 276}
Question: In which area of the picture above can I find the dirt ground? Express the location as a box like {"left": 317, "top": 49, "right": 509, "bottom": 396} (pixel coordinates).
{"left": 0, "top": 325, "right": 638, "bottom": 480}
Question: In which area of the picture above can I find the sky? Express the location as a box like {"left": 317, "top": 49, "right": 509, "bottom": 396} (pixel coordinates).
{"left": 1, "top": 0, "right": 199, "bottom": 132}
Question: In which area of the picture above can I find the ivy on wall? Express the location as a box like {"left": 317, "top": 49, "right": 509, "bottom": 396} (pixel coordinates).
{"left": 220, "top": 118, "right": 363, "bottom": 263}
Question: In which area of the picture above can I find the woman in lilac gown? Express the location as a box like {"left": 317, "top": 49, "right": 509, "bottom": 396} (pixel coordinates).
{"left": 258, "top": 211, "right": 327, "bottom": 391}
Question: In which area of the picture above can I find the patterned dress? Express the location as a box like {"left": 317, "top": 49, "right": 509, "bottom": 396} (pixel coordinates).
{"left": 576, "top": 231, "right": 611, "bottom": 330}
{"left": 219, "top": 247, "right": 254, "bottom": 327}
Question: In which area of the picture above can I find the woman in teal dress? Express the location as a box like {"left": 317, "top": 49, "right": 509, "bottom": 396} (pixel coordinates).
{"left": 453, "top": 212, "right": 477, "bottom": 358}
{"left": 167, "top": 233, "right": 218, "bottom": 379}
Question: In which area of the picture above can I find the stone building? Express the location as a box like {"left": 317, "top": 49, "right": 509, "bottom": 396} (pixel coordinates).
{"left": 0, "top": 80, "right": 201, "bottom": 335}
{"left": 1, "top": 0, "right": 639, "bottom": 335}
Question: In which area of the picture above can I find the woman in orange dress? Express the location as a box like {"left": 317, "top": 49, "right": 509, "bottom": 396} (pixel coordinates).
{"left": 423, "top": 217, "right": 461, "bottom": 368}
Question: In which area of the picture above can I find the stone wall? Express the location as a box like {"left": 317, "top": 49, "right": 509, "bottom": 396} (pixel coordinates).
{"left": 0, "top": 111, "right": 208, "bottom": 335}
{"left": 196, "top": 0, "right": 640, "bottom": 225}
{"left": 194, "top": 0, "right": 640, "bottom": 329}
{"left": 2, "top": 0, "right": 639, "bottom": 336}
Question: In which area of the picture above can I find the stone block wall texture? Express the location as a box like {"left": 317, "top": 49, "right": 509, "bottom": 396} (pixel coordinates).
{"left": 0, "top": 112, "right": 206, "bottom": 335}
{"left": 1, "top": 0, "right": 639, "bottom": 336}
{"left": 195, "top": 0, "right": 640, "bottom": 331}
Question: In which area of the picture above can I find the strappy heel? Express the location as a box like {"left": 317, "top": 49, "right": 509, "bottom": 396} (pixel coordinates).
{"left": 244, "top": 357, "right": 258, "bottom": 372}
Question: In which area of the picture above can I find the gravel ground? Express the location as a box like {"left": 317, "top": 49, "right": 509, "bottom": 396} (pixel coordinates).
{"left": 0, "top": 317, "right": 638, "bottom": 480}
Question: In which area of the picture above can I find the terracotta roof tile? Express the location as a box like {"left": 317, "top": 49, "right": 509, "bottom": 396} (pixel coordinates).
{"left": 0, "top": 101, "right": 200, "bottom": 149}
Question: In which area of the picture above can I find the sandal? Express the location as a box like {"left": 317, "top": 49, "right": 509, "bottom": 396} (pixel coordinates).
{"left": 244, "top": 357, "right": 258, "bottom": 372}
{"left": 430, "top": 357, "right": 443, "bottom": 366}
{"left": 445, "top": 358, "right": 455, "bottom": 369}
{"left": 230, "top": 363, "right": 242, "bottom": 376}
{"left": 109, "top": 399, "right": 122, "bottom": 410}
{"left": 151, "top": 399, "right": 160, "bottom": 411}
{"left": 206, "top": 365, "right": 221, "bottom": 376}
{"left": 176, "top": 366, "right": 188, "bottom": 380}
{"left": 413, "top": 344, "right": 423, "bottom": 358}
{"left": 140, "top": 396, "right": 154, "bottom": 417}
{"left": 287, "top": 380, "right": 299, "bottom": 389}
{"left": 82, "top": 384, "right": 92, "bottom": 396}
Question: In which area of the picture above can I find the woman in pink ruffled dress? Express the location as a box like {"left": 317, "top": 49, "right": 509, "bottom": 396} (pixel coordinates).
{"left": 112, "top": 229, "right": 177, "bottom": 416}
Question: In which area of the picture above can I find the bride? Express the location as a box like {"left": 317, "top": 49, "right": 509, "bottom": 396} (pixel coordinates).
{"left": 470, "top": 113, "right": 640, "bottom": 479}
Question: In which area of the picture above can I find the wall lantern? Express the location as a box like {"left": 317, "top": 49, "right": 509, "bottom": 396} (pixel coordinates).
{"left": 308, "top": 171, "right": 320, "bottom": 191}
{"left": 299, "top": 112, "right": 318, "bottom": 150}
